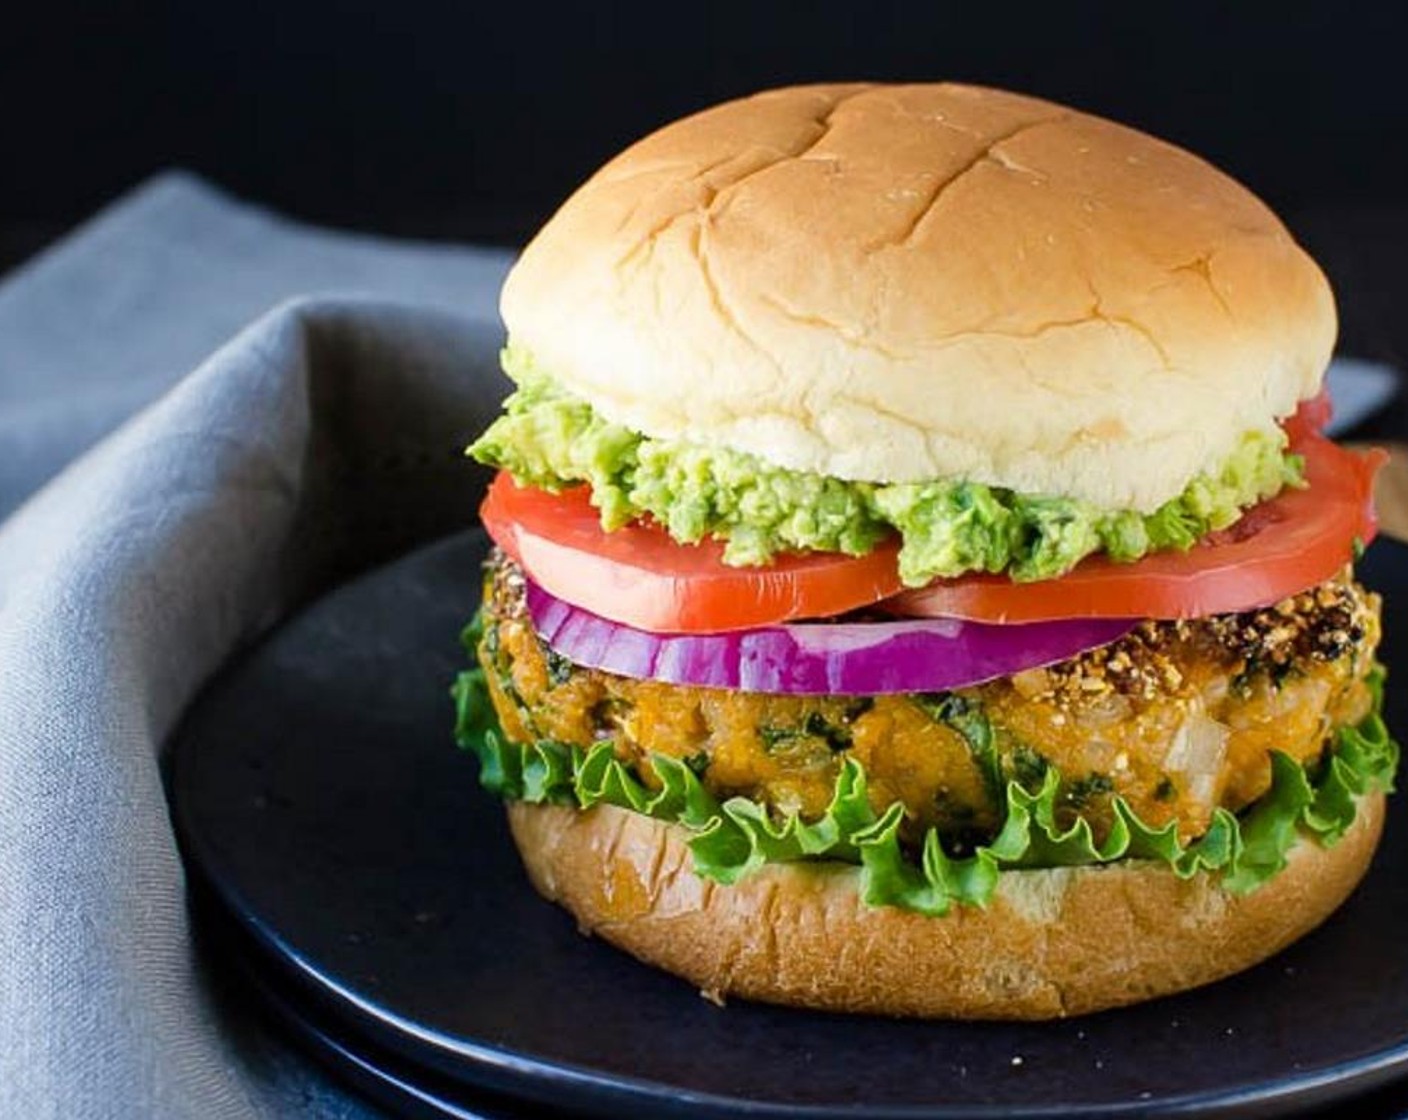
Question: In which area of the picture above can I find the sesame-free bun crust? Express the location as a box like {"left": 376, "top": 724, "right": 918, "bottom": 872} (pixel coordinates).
{"left": 501, "top": 83, "right": 1335, "bottom": 511}
{"left": 506, "top": 794, "right": 1383, "bottom": 1019}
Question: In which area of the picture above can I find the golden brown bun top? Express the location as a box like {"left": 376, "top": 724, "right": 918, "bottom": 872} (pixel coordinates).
{"left": 501, "top": 83, "right": 1335, "bottom": 510}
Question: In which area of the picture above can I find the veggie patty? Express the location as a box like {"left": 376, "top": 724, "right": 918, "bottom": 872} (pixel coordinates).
{"left": 478, "top": 552, "right": 1380, "bottom": 849}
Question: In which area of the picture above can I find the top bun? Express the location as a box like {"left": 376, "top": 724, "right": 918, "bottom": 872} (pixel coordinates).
{"left": 501, "top": 83, "right": 1335, "bottom": 511}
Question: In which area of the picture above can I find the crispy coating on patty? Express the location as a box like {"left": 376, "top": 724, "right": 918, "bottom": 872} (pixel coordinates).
{"left": 478, "top": 553, "right": 1379, "bottom": 846}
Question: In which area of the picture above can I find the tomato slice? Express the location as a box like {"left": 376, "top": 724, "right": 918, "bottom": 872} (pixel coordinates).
{"left": 1283, "top": 387, "right": 1332, "bottom": 444}
{"left": 480, "top": 474, "right": 905, "bottom": 633}
{"left": 886, "top": 433, "right": 1385, "bottom": 623}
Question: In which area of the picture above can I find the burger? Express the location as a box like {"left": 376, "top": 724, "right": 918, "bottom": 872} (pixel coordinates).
{"left": 452, "top": 82, "right": 1397, "bottom": 1019}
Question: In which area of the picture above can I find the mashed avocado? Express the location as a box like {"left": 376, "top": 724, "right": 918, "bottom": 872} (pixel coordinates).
{"left": 470, "top": 344, "right": 1303, "bottom": 587}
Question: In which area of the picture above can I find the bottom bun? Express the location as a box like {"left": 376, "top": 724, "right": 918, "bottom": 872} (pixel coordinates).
{"left": 506, "top": 794, "right": 1385, "bottom": 1019}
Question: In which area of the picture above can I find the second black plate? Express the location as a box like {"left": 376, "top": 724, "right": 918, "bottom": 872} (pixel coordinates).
{"left": 169, "top": 531, "right": 1408, "bottom": 1119}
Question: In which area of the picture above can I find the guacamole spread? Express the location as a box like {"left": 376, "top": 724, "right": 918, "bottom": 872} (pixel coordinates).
{"left": 469, "top": 344, "right": 1303, "bottom": 587}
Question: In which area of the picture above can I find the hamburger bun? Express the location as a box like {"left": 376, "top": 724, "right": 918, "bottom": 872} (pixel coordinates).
{"left": 507, "top": 793, "right": 1384, "bottom": 1019}
{"left": 501, "top": 82, "right": 1334, "bottom": 510}
{"left": 465, "top": 82, "right": 1391, "bottom": 1025}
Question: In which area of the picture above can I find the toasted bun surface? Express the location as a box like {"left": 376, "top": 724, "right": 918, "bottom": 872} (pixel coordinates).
{"left": 501, "top": 83, "right": 1334, "bottom": 511}
{"left": 507, "top": 794, "right": 1383, "bottom": 1019}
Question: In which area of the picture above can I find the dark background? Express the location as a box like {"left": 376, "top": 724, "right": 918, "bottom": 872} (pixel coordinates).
{"left": 4, "top": 2, "right": 1408, "bottom": 237}
{"left": 1, "top": 12, "right": 1406, "bottom": 237}
{"left": 7, "top": 2, "right": 1408, "bottom": 369}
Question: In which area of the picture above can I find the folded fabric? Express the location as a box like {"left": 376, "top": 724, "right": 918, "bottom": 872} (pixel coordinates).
{"left": 0, "top": 171, "right": 512, "bottom": 524}
{"left": 0, "top": 295, "right": 516, "bottom": 1119}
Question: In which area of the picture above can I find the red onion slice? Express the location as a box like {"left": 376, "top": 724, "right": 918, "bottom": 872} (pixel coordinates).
{"left": 525, "top": 579, "right": 1135, "bottom": 695}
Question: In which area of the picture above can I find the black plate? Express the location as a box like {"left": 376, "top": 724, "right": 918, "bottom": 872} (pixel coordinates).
{"left": 169, "top": 532, "right": 1408, "bottom": 1119}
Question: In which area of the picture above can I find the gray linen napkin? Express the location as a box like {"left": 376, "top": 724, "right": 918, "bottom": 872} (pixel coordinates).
{"left": 0, "top": 170, "right": 512, "bottom": 522}
{"left": 0, "top": 176, "right": 515, "bottom": 1119}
